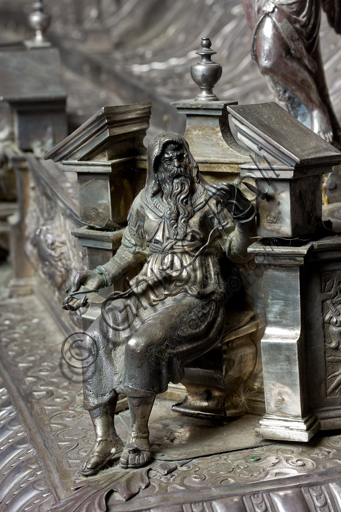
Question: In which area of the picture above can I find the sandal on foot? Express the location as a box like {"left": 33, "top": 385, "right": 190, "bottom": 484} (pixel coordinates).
{"left": 80, "top": 440, "right": 123, "bottom": 476}
{"left": 119, "top": 443, "right": 152, "bottom": 469}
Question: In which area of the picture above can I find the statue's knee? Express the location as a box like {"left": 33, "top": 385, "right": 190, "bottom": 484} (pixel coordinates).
{"left": 126, "top": 337, "right": 145, "bottom": 356}
{"left": 257, "top": 42, "right": 278, "bottom": 73}
{"left": 258, "top": 54, "right": 275, "bottom": 74}
{"left": 256, "top": 19, "right": 282, "bottom": 73}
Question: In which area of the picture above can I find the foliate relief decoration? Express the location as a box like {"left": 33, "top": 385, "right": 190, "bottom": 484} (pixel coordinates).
{"left": 302, "top": 485, "right": 334, "bottom": 512}
{"left": 105, "top": 432, "right": 341, "bottom": 505}
{"left": 322, "top": 271, "right": 341, "bottom": 396}
{"left": 328, "top": 435, "right": 341, "bottom": 452}
{"left": 25, "top": 174, "right": 87, "bottom": 327}
{"left": 182, "top": 503, "right": 214, "bottom": 512}
{"left": 308, "top": 486, "right": 332, "bottom": 512}
{"left": 50, "top": 466, "right": 152, "bottom": 511}
{"left": 0, "top": 377, "right": 55, "bottom": 512}
{"left": 0, "top": 144, "right": 16, "bottom": 201}
{"left": 37, "top": 442, "right": 326, "bottom": 511}
{"left": 107, "top": 445, "right": 322, "bottom": 507}
{"left": 3, "top": 291, "right": 341, "bottom": 510}
{"left": 250, "top": 494, "right": 269, "bottom": 512}
{"left": 0, "top": 293, "right": 94, "bottom": 492}
{"left": 50, "top": 444, "right": 341, "bottom": 512}
{"left": 243, "top": 493, "right": 269, "bottom": 512}
{"left": 161, "top": 446, "right": 316, "bottom": 489}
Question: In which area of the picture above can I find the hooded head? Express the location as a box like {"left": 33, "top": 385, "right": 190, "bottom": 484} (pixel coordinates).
{"left": 146, "top": 133, "right": 199, "bottom": 196}
{"left": 145, "top": 133, "right": 200, "bottom": 239}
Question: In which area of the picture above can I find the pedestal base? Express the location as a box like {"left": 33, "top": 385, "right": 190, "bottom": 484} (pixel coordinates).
{"left": 172, "top": 384, "right": 228, "bottom": 421}
{"left": 7, "top": 276, "right": 35, "bottom": 297}
{"left": 250, "top": 236, "right": 341, "bottom": 442}
{"left": 316, "top": 406, "right": 341, "bottom": 431}
{"left": 256, "top": 413, "right": 320, "bottom": 442}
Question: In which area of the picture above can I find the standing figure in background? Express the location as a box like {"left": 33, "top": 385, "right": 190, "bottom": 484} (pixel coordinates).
{"left": 243, "top": 0, "right": 341, "bottom": 146}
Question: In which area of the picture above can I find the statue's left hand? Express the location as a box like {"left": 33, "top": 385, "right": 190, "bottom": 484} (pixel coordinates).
{"left": 207, "top": 182, "right": 255, "bottom": 223}
{"left": 62, "top": 270, "right": 104, "bottom": 311}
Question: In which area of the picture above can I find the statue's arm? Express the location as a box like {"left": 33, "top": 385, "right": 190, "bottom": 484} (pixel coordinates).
{"left": 209, "top": 205, "right": 256, "bottom": 264}
{"left": 206, "top": 182, "right": 256, "bottom": 264}
{"left": 62, "top": 193, "right": 148, "bottom": 310}
{"left": 92, "top": 191, "right": 149, "bottom": 286}
{"left": 224, "top": 219, "right": 256, "bottom": 263}
{"left": 94, "top": 224, "right": 148, "bottom": 287}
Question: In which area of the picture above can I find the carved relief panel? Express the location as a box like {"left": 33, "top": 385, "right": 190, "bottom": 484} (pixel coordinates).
{"left": 322, "top": 270, "right": 341, "bottom": 397}
{"left": 25, "top": 172, "right": 87, "bottom": 328}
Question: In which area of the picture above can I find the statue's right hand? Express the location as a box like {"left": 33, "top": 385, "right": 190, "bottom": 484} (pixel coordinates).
{"left": 62, "top": 270, "right": 104, "bottom": 311}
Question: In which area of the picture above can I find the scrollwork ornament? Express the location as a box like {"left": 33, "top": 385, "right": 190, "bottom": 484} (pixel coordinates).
{"left": 308, "top": 486, "right": 331, "bottom": 511}
{"left": 322, "top": 271, "right": 341, "bottom": 396}
{"left": 250, "top": 493, "right": 268, "bottom": 512}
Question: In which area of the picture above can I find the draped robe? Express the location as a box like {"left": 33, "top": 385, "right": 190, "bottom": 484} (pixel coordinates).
{"left": 82, "top": 134, "right": 249, "bottom": 410}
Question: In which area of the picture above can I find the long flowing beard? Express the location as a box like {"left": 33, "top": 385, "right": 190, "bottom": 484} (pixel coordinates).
{"left": 158, "top": 166, "right": 194, "bottom": 239}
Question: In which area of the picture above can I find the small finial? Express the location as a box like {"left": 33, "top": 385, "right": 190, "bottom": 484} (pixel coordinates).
{"left": 25, "top": 1, "right": 52, "bottom": 48}
{"left": 191, "top": 37, "right": 222, "bottom": 101}
{"left": 201, "top": 37, "right": 212, "bottom": 49}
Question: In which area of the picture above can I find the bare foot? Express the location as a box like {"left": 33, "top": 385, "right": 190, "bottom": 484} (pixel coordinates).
{"left": 119, "top": 433, "right": 152, "bottom": 469}
{"left": 311, "top": 108, "right": 333, "bottom": 143}
{"left": 80, "top": 436, "right": 124, "bottom": 476}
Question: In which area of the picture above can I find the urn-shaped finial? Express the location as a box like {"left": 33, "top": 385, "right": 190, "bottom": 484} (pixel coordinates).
{"left": 27, "top": 1, "right": 51, "bottom": 45}
{"left": 191, "top": 38, "right": 222, "bottom": 101}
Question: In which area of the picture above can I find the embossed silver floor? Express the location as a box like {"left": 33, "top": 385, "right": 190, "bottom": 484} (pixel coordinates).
{"left": 2, "top": 262, "right": 341, "bottom": 511}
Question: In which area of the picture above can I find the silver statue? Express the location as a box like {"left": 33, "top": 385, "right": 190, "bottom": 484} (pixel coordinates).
{"left": 243, "top": 0, "right": 341, "bottom": 145}
{"left": 63, "top": 133, "right": 255, "bottom": 475}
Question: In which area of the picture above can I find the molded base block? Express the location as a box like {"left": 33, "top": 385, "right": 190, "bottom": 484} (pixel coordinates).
{"left": 256, "top": 413, "right": 320, "bottom": 442}
{"left": 7, "top": 276, "right": 35, "bottom": 297}
{"left": 316, "top": 406, "right": 341, "bottom": 431}
{"left": 172, "top": 401, "right": 228, "bottom": 421}
{"left": 160, "top": 383, "right": 187, "bottom": 402}
{"left": 171, "top": 385, "right": 228, "bottom": 420}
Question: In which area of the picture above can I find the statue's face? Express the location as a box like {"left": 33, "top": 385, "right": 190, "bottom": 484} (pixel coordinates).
{"left": 156, "top": 141, "right": 194, "bottom": 237}
{"left": 159, "top": 143, "right": 190, "bottom": 178}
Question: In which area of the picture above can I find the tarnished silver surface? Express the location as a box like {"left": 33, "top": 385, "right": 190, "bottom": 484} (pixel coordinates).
{"left": 0, "top": 4, "right": 341, "bottom": 509}
{"left": 171, "top": 99, "right": 252, "bottom": 179}
{"left": 0, "top": 41, "right": 67, "bottom": 154}
{"left": 249, "top": 237, "right": 341, "bottom": 441}
{"left": 0, "top": 143, "right": 16, "bottom": 203}
{"left": 45, "top": 103, "right": 151, "bottom": 229}
{"left": 0, "top": 0, "right": 340, "bottom": 137}
{"left": 172, "top": 313, "right": 263, "bottom": 419}
{"left": 25, "top": 0, "right": 52, "bottom": 48}
{"left": 58, "top": 128, "right": 258, "bottom": 475}
{"left": 228, "top": 102, "right": 341, "bottom": 167}
{"left": 190, "top": 38, "right": 222, "bottom": 102}
{"left": 242, "top": 0, "right": 340, "bottom": 145}
{"left": 230, "top": 101, "right": 341, "bottom": 238}
{"left": 257, "top": 262, "right": 319, "bottom": 441}
{"left": 0, "top": 203, "right": 17, "bottom": 256}
{"left": 322, "top": 268, "right": 341, "bottom": 397}
{"left": 0, "top": 375, "right": 56, "bottom": 511}
{"left": 0, "top": 48, "right": 65, "bottom": 104}
{"left": 24, "top": 155, "right": 87, "bottom": 332}
{"left": 0, "top": 272, "right": 267, "bottom": 462}
{"left": 6, "top": 148, "right": 35, "bottom": 297}
{"left": 323, "top": 202, "right": 341, "bottom": 232}
{"left": 4, "top": 265, "right": 341, "bottom": 511}
{"left": 224, "top": 94, "right": 341, "bottom": 442}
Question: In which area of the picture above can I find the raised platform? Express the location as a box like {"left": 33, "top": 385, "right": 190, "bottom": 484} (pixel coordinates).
{"left": 2, "top": 263, "right": 341, "bottom": 511}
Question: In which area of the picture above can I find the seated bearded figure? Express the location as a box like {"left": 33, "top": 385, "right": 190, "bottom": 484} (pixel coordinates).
{"left": 64, "top": 133, "right": 256, "bottom": 475}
